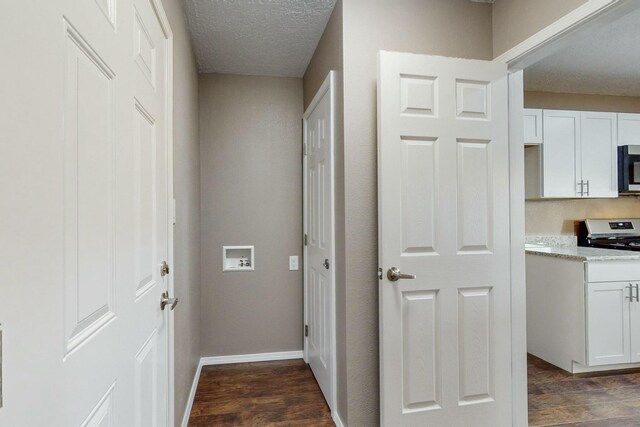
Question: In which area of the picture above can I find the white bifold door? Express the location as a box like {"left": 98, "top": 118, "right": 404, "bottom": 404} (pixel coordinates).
{"left": 378, "top": 51, "right": 512, "bottom": 426}
{"left": 1, "top": 0, "right": 174, "bottom": 425}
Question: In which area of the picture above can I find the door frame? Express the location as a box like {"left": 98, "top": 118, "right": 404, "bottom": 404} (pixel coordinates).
{"left": 500, "top": 1, "right": 640, "bottom": 425}
{"left": 302, "top": 70, "right": 337, "bottom": 413}
{"left": 145, "top": 0, "right": 176, "bottom": 425}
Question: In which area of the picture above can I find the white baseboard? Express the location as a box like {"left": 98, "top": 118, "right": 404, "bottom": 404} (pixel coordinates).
{"left": 200, "top": 350, "right": 303, "bottom": 366}
{"left": 180, "top": 361, "right": 203, "bottom": 427}
{"left": 332, "top": 410, "right": 345, "bottom": 427}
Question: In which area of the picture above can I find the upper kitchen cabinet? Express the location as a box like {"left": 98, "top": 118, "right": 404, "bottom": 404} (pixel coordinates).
{"left": 619, "top": 113, "right": 640, "bottom": 146}
{"left": 525, "top": 110, "right": 618, "bottom": 199}
{"left": 524, "top": 108, "right": 543, "bottom": 145}
{"left": 581, "top": 112, "right": 618, "bottom": 198}
{"left": 540, "top": 110, "right": 580, "bottom": 198}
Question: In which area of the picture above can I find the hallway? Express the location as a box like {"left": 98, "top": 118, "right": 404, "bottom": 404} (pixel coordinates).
{"left": 188, "top": 360, "right": 334, "bottom": 426}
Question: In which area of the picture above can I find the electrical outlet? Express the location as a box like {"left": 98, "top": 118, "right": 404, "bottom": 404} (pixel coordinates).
{"left": 289, "top": 256, "right": 299, "bottom": 271}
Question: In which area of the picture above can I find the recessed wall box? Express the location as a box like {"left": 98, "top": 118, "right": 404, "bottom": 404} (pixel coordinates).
{"left": 223, "top": 246, "right": 255, "bottom": 272}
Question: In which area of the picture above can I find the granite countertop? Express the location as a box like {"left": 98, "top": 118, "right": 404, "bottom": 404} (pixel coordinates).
{"left": 525, "top": 245, "right": 640, "bottom": 262}
{"left": 524, "top": 235, "right": 640, "bottom": 261}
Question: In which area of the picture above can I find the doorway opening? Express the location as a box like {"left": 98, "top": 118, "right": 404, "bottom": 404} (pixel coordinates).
{"left": 505, "top": 2, "right": 640, "bottom": 425}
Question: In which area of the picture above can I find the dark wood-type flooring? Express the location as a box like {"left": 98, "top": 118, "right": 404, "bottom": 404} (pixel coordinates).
{"left": 188, "top": 359, "right": 334, "bottom": 426}
{"left": 529, "top": 354, "right": 640, "bottom": 426}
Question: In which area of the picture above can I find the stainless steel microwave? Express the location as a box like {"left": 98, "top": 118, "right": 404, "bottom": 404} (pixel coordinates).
{"left": 619, "top": 145, "right": 640, "bottom": 193}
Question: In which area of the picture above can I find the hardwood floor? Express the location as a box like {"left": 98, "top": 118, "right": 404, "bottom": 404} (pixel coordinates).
{"left": 188, "top": 359, "right": 334, "bottom": 426}
{"left": 529, "top": 354, "right": 640, "bottom": 426}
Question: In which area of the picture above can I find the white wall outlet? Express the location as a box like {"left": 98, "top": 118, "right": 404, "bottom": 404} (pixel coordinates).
{"left": 289, "top": 256, "right": 299, "bottom": 271}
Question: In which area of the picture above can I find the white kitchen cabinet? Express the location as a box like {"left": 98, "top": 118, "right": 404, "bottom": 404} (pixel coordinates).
{"left": 580, "top": 112, "right": 618, "bottom": 198}
{"left": 527, "top": 255, "right": 640, "bottom": 373}
{"left": 630, "top": 291, "right": 640, "bottom": 362}
{"left": 525, "top": 109, "right": 618, "bottom": 199}
{"left": 524, "top": 108, "right": 543, "bottom": 145}
{"left": 618, "top": 113, "right": 640, "bottom": 146}
{"left": 587, "top": 281, "right": 631, "bottom": 366}
{"left": 541, "top": 110, "right": 581, "bottom": 198}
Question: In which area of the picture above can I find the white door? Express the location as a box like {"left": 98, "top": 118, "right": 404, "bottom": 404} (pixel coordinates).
{"left": 523, "top": 108, "right": 543, "bottom": 145}
{"left": 580, "top": 112, "right": 618, "bottom": 198}
{"left": 587, "top": 282, "right": 631, "bottom": 366}
{"left": 304, "top": 72, "right": 335, "bottom": 409}
{"left": 542, "top": 110, "right": 581, "bottom": 198}
{"left": 618, "top": 113, "right": 640, "bottom": 146}
{"left": 0, "top": 0, "right": 173, "bottom": 425}
{"left": 378, "top": 51, "right": 512, "bottom": 426}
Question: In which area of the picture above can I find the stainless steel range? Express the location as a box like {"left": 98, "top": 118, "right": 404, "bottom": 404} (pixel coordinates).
{"left": 578, "top": 219, "right": 640, "bottom": 251}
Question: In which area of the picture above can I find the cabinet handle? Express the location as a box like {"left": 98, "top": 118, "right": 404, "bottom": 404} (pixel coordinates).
{"left": 627, "top": 284, "right": 633, "bottom": 301}
{"left": 635, "top": 283, "right": 639, "bottom": 302}
{"left": 578, "top": 180, "right": 584, "bottom": 197}
{"left": 585, "top": 179, "right": 590, "bottom": 197}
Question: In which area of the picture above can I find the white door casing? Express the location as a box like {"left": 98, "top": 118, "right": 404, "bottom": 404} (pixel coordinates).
{"left": 0, "top": 0, "right": 174, "bottom": 425}
{"left": 303, "top": 71, "right": 336, "bottom": 411}
{"left": 378, "top": 51, "right": 512, "bottom": 426}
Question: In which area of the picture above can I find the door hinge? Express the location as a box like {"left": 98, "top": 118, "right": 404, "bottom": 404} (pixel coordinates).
{"left": 304, "top": 325, "right": 309, "bottom": 337}
{"left": 304, "top": 234, "right": 308, "bottom": 246}
{"left": 378, "top": 267, "right": 383, "bottom": 280}
{"left": 161, "top": 261, "right": 170, "bottom": 277}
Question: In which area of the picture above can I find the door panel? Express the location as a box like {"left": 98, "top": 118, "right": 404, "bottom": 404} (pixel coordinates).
{"left": 304, "top": 77, "right": 334, "bottom": 409}
{"left": 378, "top": 51, "right": 511, "bottom": 426}
{"left": 63, "top": 19, "right": 117, "bottom": 355}
{"left": 587, "top": 282, "right": 631, "bottom": 366}
{"left": 0, "top": 0, "right": 171, "bottom": 424}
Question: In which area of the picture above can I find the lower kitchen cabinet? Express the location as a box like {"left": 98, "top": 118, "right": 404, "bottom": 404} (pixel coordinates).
{"left": 587, "top": 281, "right": 631, "bottom": 366}
{"left": 527, "top": 254, "right": 640, "bottom": 372}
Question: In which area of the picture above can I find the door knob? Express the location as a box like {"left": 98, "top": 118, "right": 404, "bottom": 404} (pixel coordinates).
{"left": 323, "top": 259, "right": 330, "bottom": 269}
{"left": 160, "top": 291, "right": 179, "bottom": 311}
{"left": 387, "top": 267, "right": 416, "bottom": 282}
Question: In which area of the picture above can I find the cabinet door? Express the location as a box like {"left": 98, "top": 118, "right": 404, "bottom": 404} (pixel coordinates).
{"left": 618, "top": 113, "right": 640, "bottom": 146}
{"left": 524, "top": 108, "right": 543, "bottom": 145}
{"left": 587, "top": 282, "right": 631, "bottom": 366}
{"left": 542, "top": 110, "right": 580, "bottom": 198}
{"left": 580, "top": 112, "right": 618, "bottom": 198}
{"left": 629, "top": 283, "right": 640, "bottom": 362}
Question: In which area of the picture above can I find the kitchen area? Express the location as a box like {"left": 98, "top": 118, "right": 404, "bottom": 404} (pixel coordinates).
{"left": 521, "top": 7, "right": 640, "bottom": 426}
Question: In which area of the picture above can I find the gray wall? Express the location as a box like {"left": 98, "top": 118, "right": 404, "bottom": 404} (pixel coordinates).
{"left": 492, "top": 0, "right": 588, "bottom": 56}
{"left": 159, "top": 0, "right": 202, "bottom": 425}
{"left": 199, "top": 74, "right": 304, "bottom": 356}
{"left": 302, "top": 0, "right": 347, "bottom": 422}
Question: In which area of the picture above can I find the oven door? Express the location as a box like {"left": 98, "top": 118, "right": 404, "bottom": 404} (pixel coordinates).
{"left": 619, "top": 145, "right": 640, "bottom": 192}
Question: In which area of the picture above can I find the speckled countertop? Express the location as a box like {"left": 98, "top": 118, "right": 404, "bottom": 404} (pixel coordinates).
{"left": 525, "top": 245, "right": 640, "bottom": 262}
{"left": 525, "top": 235, "right": 640, "bottom": 261}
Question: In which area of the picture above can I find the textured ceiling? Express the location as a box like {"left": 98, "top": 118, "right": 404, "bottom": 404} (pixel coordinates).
{"left": 525, "top": 7, "right": 640, "bottom": 96}
{"left": 185, "top": 0, "right": 336, "bottom": 77}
